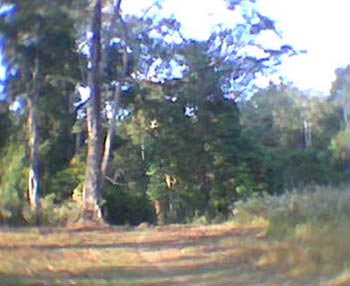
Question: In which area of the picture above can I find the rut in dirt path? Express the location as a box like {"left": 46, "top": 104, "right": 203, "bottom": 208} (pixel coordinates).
{"left": 135, "top": 228, "right": 193, "bottom": 286}
{"left": 133, "top": 225, "right": 276, "bottom": 286}
{"left": 131, "top": 225, "right": 338, "bottom": 286}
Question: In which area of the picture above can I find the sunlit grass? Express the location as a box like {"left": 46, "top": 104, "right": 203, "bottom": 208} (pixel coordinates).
{"left": 0, "top": 221, "right": 349, "bottom": 285}
{"left": 230, "top": 186, "right": 350, "bottom": 285}
{"left": 327, "top": 268, "right": 350, "bottom": 285}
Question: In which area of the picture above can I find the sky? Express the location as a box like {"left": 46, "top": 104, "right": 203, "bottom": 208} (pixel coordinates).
{"left": 257, "top": 0, "right": 350, "bottom": 95}
{"left": 1, "top": 0, "right": 349, "bottom": 97}
{"left": 124, "top": 0, "right": 350, "bottom": 96}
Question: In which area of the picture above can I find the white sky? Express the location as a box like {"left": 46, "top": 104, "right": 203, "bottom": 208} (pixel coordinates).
{"left": 123, "top": 0, "right": 350, "bottom": 95}
{"left": 1, "top": 1, "right": 348, "bottom": 97}
{"left": 257, "top": 0, "right": 350, "bottom": 95}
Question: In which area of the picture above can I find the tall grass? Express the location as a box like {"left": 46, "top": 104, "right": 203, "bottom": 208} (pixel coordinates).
{"left": 233, "top": 185, "right": 350, "bottom": 282}
{"left": 234, "top": 185, "right": 350, "bottom": 236}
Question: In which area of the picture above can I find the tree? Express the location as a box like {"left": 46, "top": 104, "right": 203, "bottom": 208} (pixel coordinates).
{"left": 0, "top": 0, "right": 307, "bottom": 226}
{"left": 330, "top": 66, "right": 350, "bottom": 177}
{"left": 97, "top": 0, "right": 297, "bottom": 223}
{"left": 0, "top": 0, "right": 81, "bottom": 219}
{"left": 330, "top": 66, "right": 350, "bottom": 128}
{"left": 82, "top": 0, "right": 103, "bottom": 221}
{"left": 240, "top": 83, "right": 342, "bottom": 189}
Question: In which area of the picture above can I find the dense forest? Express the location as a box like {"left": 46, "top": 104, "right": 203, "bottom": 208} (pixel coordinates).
{"left": 0, "top": 0, "right": 349, "bottom": 226}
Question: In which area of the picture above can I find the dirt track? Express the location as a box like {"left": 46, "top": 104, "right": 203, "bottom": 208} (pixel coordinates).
{"left": 0, "top": 224, "right": 344, "bottom": 285}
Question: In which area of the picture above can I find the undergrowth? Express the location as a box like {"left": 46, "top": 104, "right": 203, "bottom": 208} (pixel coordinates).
{"left": 21, "top": 193, "right": 81, "bottom": 226}
{"left": 233, "top": 186, "right": 350, "bottom": 282}
{"left": 233, "top": 185, "right": 350, "bottom": 237}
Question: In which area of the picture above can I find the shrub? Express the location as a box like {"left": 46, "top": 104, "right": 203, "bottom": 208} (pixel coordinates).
{"left": 233, "top": 185, "right": 350, "bottom": 237}
{"left": 22, "top": 193, "right": 81, "bottom": 226}
{"left": 44, "top": 156, "right": 85, "bottom": 201}
{"left": 0, "top": 143, "right": 26, "bottom": 224}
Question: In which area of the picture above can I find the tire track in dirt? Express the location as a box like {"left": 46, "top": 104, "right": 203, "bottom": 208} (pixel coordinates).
{"left": 135, "top": 227, "right": 200, "bottom": 286}
{"left": 133, "top": 225, "right": 298, "bottom": 286}
{"left": 135, "top": 228, "right": 178, "bottom": 285}
{"left": 133, "top": 225, "right": 256, "bottom": 286}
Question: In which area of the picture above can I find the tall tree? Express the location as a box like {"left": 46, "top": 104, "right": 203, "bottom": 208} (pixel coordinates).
{"left": 100, "top": 0, "right": 127, "bottom": 189}
{"left": 329, "top": 66, "right": 350, "bottom": 176}
{"left": 26, "top": 53, "right": 41, "bottom": 213}
{"left": 0, "top": 0, "right": 80, "bottom": 217}
{"left": 330, "top": 66, "right": 350, "bottom": 128}
{"left": 82, "top": 0, "right": 103, "bottom": 221}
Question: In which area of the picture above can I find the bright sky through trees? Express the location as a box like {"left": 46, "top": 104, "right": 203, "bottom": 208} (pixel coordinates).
{"left": 0, "top": 0, "right": 348, "bottom": 96}
{"left": 124, "top": 0, "right": 350, "bottom": 96}
{"left": 258, "top": 0, "right": 350, "bottom": 95}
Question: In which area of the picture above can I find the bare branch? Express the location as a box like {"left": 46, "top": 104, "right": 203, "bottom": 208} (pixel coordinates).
{"left": 105, "top": 176, "right": 126, "bottom": 186}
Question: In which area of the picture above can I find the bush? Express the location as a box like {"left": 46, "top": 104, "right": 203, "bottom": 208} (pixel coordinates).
{"left": 22, "top": 193, "right": 81, "bottom": 226}
{"left": 43, "top": 156, "right": 85, "bottom": 200}
{"left": 0, "top": 143, "right": 26, "bottom": 224}
{"left": 233, "top": 185, "right": 350, "bottom": 236}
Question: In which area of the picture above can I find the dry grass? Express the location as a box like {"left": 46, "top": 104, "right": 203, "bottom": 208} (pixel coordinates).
{"left": 0, "top": 222, "right": 348, "bottom": 286}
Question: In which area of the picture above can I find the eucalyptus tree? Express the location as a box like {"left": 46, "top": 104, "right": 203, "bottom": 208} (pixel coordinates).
{"left": 0, "top": 0, "right": 81, "bottom": 217}
{"left": 330, "top": 66, "right": 350, "bottom": 128}
{"left": 79, "top": 0, "right": 104, "bottom": 221}
{"left": 114, "top": 29, "right": 295, "bottom": 224}
{"left": 329, "top": 66, "right": 350, "bottom": 175}
{"left": 77, "top": 0, "right": 297, "bottom": 224}
{"left": 75, "top": 0, "right": 167, "bottom": 220}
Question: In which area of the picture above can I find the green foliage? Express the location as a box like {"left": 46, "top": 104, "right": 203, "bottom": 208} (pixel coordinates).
{"left": 188, "top": 212, "right": 210, "bottom": 225}
{"left": 240, "top": 84, "right": 343, "bottom": 190}
{"left": 22, "top": 193, "right": 81, "bottom": 226}
{"left": 330, "top": 128, "right": 350, "bottom": 160}
{"left": 146, "top": 165, "right": 167, "bottom": 201}
{"left": 0, "top": 0, "right": 344, "bottom": 227}
{"left": 0, "top": 108, "right": 12, "bottom": 150}
{"left": 43, "top": 156, "right": 85, "bottom": 200}
{"left": 40, "top": 194, "right": 81, "bottom": 226}
{"left": 234, "top": 186, "right": 350, "bottom": 237}
{"left": 0, "top": 142, "right": 25, "bottom": 223}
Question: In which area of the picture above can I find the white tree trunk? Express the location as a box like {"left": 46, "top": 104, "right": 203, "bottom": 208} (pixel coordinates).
{"left": 27, "top": 95, "right": 41, "bottom": 213}
{"left": 26, "top": 52, "right": 42, "bottom": 218}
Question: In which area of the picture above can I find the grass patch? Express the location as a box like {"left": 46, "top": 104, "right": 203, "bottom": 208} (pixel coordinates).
{"left": 232, "top": 186, "right": 350, "bottom": 283}
{"left": 1, "top": 211, "right": 350, "bottom": 285}
{"left": 233, "top": 185, "right": 350, "bottom": 236}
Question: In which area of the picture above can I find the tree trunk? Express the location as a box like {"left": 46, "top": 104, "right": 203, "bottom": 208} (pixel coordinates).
{"left": 82, "top": 0, "right": 103, "bottom": 222}
{"left": 303, "top": 120, "right": 312, "bottom": 148}
{"left": 27, "top": 95, "right": 41, "bottom": 214}
{"left": 342, "top": 105, "right": 348, "bottom": 127}
{"left": 154, "top": 199, "right": 165, "bottom": 226}
{"left": 100, "top": 0, "right": 126, "bottom": 189}
{"left": 27, "top": 53, "right": 41, "bottom": 219}
{"left": 101, "top": 84, "right": 119, "bottom": 189}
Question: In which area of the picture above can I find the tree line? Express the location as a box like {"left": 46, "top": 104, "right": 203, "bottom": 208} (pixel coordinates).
{"left": 0, "top": 0, "right": 348, "bottom": 226}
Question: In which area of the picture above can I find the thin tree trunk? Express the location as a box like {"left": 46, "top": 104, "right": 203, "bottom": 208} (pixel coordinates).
{"left": 154, "top": 199, "right": 165, "bottom": 226}
{"left": 100, "top": 0, "right": 128, "bottom": 189}
{"left": 101, "top": 84, "right": 120, "bottom": 189}
{"left": 342, "top": 106, "right": 348, "bottom": 127}
{"left": 82, "top": 0, "right": 103, "bottom": 222}
{"left": 27, "top": 54, "right": 41, "bottom": 219}
{"left": 303, "top": 120, "right": 312, "bottom": 148}
{"left": 27, "top": 95, "right": 41, "bottom": 214}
